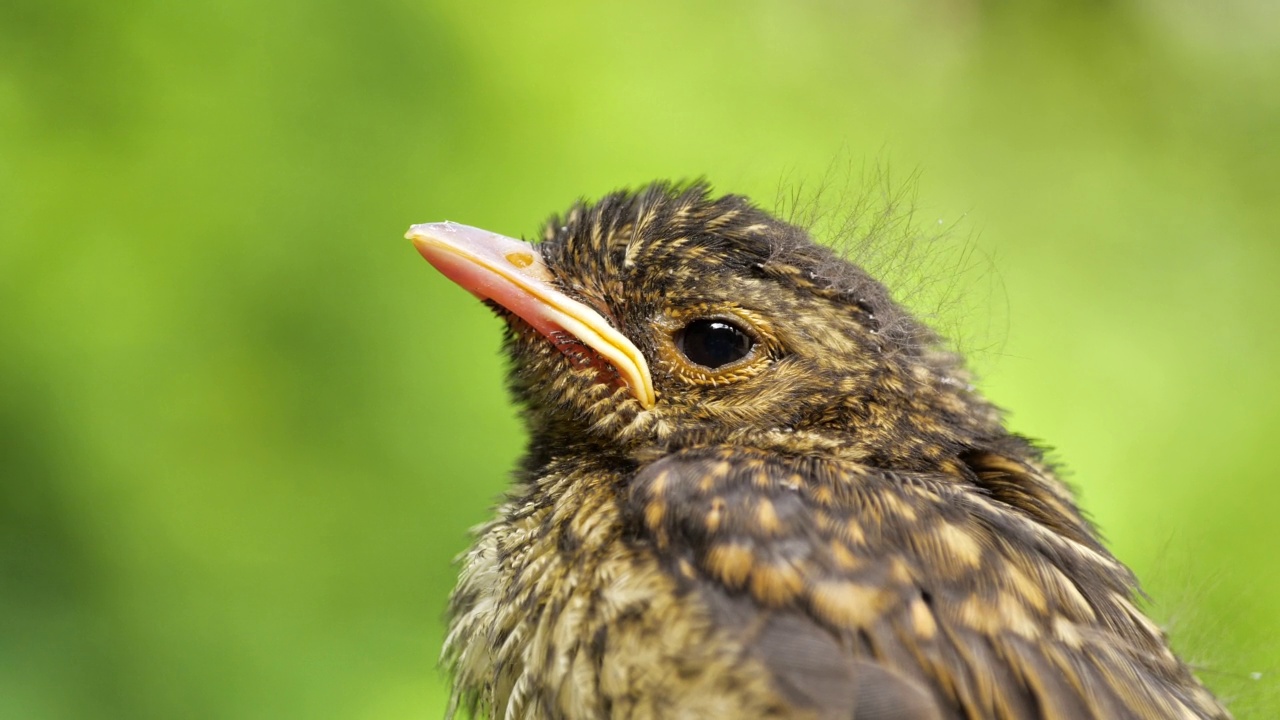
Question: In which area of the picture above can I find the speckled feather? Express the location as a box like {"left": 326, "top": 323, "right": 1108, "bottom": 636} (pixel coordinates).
{"left": 441, "top": 182, "right": 1229, "bottom": 719}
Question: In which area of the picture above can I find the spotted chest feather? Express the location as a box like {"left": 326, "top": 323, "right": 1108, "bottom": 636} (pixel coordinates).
{"left": 444, "top": 460, "right": 800, "bottom": 720}
{"left": 623, "top": 446, "right": 1227, "bottom": 720}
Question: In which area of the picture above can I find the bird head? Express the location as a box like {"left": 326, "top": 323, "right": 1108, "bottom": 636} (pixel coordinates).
{"left": 410, "top": 182, "right": 1004, "bottom": 473}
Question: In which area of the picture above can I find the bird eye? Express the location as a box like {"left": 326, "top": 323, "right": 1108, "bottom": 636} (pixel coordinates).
{"left": 675, "top": 319, "right": 755, "bottom": 369}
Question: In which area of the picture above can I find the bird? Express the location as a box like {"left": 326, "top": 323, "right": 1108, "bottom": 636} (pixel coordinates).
{"left": 407, "top": 182, "right": 1230, "bottom": 720}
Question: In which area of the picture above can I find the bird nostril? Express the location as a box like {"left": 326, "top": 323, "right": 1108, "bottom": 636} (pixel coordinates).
{"left": 505, "top": 251, "right": 535, "bottom": 268}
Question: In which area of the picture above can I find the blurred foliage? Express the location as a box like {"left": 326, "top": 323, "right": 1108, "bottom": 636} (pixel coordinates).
{"left": 2, "top": 0, "right": 1277, "bottom": 717}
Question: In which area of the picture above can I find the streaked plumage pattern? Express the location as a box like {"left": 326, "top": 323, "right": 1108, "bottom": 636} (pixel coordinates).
{"left": 422, "top": 182, "right": 1229, "bottom": 719}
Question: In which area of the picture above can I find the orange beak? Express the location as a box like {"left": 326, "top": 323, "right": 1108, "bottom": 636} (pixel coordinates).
{"left": 407, "top": 222, "right": 655, "bottom": 409}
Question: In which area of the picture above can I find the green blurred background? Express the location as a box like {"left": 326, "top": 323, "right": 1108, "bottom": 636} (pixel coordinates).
{"left": 2, "top": 0, "right": 1277, "bottom": 717}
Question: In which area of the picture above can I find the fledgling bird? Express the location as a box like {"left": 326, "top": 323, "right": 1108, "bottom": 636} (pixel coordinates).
{"left": 408, "top": 182, "right": 1230, "bottom": 720}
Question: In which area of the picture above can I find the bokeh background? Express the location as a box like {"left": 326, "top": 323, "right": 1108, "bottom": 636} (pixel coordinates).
{"left": 3, "top": 1, "right": 1277, "bottom": 717}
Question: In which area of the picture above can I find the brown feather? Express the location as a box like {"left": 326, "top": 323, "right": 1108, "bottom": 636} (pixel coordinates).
{"left": 432, "top": 182, "right": 1230, "bottom": 719}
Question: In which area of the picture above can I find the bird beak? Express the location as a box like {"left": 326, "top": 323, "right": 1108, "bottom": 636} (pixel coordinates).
{"left": 407, "top": 221, "right": 656, "bottom": 409}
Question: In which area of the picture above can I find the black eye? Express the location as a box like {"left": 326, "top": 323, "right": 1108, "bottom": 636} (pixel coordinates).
{"left": 675, "top": 319, "right": 755, "bottom": 369}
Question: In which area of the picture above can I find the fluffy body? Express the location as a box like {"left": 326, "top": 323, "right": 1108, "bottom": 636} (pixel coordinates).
{"left": 440, "top": 183, "right": 1229, "bottom": 719}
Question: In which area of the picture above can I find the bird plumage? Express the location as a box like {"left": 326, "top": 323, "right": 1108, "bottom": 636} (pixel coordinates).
{"left": 412, "top": 182, "right": 1229, "bottom": 719}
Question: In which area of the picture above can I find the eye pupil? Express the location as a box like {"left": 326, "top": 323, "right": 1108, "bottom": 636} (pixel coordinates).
{"left": 676, "top": 319, "right": 754, "bottom": 369}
